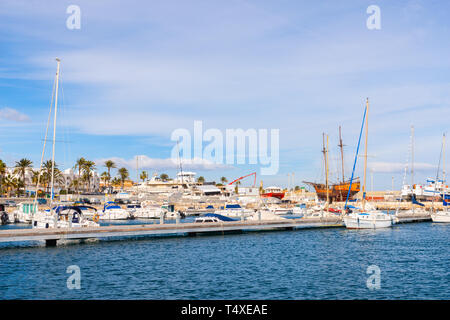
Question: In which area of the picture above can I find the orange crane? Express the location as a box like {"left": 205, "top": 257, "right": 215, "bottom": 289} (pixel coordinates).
{"left": 228, "top": 172, "right": 257, "bottom": 187}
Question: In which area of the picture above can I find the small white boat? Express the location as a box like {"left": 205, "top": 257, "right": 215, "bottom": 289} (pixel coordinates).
{"left": 214, "top": 204, "right": 254, "bottom": 219}
{"left": 431, "top": 211, "right": 450, "bottom": 223}
{"left": 32, "top": 206, "right": 99, "bottom": 229}
{"left": 101, "top": 202, "right": 132, "bottom": 220}
{"left": 127, "top": 202, "right": 167, "bottom": 219}
{"left": 12, "top": 202, "right": 41, "bottom": 223}
{"left": 343, "top": 211, "right": 396, "bottom": 229}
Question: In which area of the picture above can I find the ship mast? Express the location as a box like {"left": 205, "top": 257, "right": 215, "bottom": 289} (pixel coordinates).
{"left": 49, "top": 58, "right": 61, "bottom": 225}
{"left": 362, "top": 98, "right": 369, "bottom": 212}
{"left": 338, "top": 126, "right": 345, "bottom": 183}
{"left": 411, "top": 126, "right": 414, "bottom": 191}
{"left": 322, "top": 133, "right": 330, "bottom": 208}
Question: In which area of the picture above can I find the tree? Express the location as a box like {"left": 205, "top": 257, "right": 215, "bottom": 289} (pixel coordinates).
{"left": 104, "top": 160, "right": 116, "bottom": 190}
{"left": 82, "top": 160, "right": 96, "bottom": 192}
{"left": 160, "top": 173, "right": 169, "bottom": 181}
{"left": 140, "top": 171, "right": 148, "bottom": 182}
{"left": 221, "top": 177, "right": 228, "bottom": 184}
{"left": 3, "top": 174, "right": 18, "bottom": 197}
{"left": 197, "top": 176, "right": 205, "bottom": 184}
{"left": 14, "top": 158, "right": 32, "bottom": 196}
{"left": 42, "top": 160, "right": 65, "bottom": 194}
{"left": 74, "top": 157, "right": 86, "bottom": 194}
{"left": 118, "top": 167, "right": 129, "bottom": 190}
{"left": 235, "top": 181, "right": 241, "bottom": 194}
{"left": 0, "top": 159, "right": 7, "bottom": 195}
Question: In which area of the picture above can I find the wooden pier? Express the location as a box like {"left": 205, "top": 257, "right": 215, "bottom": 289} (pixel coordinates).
{"left": 0, "top": 214, "right": 431, "bottom": 247}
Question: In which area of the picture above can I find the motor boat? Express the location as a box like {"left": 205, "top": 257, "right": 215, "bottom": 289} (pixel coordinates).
{"left": 0, "top": 204, "right": 9, "bottom": 225}
{"left": 343, "top": 210, "right": 396, "bottom": 229}
{"left": 214, "top": 204, "right": 254, "bottom": 219}
{"left": 101, "top": 202, "right": 132, "bottom": 220}
{"left": 195, "top": 213, "right": 238, "bottom": 223}
{"left": 32, "top": 206, "right": 100, "bottom": 229}
{"left": 127, "top": 201, "right": 167, "bottom": 219}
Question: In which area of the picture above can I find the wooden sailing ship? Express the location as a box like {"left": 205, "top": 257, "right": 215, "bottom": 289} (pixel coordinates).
{"left": 303, "top": 127, "right": 360, "bottom": 203}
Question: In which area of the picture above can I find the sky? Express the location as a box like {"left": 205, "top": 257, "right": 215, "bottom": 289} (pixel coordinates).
{"left": 0, "top": 0, "right": 449, "bottom": 190}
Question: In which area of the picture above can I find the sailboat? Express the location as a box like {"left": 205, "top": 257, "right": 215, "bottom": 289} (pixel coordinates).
{"left": 398, "top": 126, "right": 428, "bottom": 216}
{"left": 431, "top": 133, "right": 450, "bottom": 222}
{"left": 303, "top": 128, "right": 360, "bottom": 202}
{"left": 343, "top": 98, "right": 396, "bottom": 229}
{"left": 32, "top": 58, "right": 99, "bottom": 229}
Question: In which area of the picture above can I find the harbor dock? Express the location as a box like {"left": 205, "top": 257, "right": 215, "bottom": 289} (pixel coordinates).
{"left": 0, "top": 214, "right": 431, "bottom": 247}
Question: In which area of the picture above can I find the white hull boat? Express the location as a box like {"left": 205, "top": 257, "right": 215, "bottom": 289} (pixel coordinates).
{"left": 431, "top": 211, "right": 450, "bottom": 223}
{"left": 343, "top": 211, "right": 396, "bottom": 229}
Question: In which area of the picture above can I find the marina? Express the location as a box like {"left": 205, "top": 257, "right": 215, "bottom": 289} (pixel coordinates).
{"left": 1, "top": 1, "right": 449, "bottom": 303}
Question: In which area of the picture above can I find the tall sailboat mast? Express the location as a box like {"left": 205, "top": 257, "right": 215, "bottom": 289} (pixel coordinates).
{"left": 49, "top": 58, "right": 61, "bottom": 213}
{"left": 362, "top": 98, "right": 369, "bottom": 211}
{"left": 338, "top": 126, "right": 345, "bottom": 183}
{"left": 411, "top": 125, "right": 415, "bottom": 214}
{"left": 322, "top": 133, "right": 330, "bottom": 207}
{"left": 443, "top": 133, "right": 446, "bottom": 185}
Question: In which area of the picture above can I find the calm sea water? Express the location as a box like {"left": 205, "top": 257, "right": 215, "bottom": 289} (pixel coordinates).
{"left": 0, "top": 222, "right": 448, "bottom": 299}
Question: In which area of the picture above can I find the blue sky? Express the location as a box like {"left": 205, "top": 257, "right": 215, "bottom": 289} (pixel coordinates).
{"left": 0, "top": 0, "right": 449, "bottom": 189}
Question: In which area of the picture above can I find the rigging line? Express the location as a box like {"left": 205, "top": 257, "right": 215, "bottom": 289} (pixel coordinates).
{"left": 33, "top": 71, "right": 56, "bottom": 209}
{"left": 344, "top": 104, "right": 367, "bottom": 210}
{"left": 59, "top": 71, "right": 71, "bottom": 172}
{"left": 396, "top": 127, "right": 413, "bottom": 214}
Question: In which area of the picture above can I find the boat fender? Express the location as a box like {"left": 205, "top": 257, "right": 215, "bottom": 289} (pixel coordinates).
{"left": 93, "top": 213, "right": 100, "bottom": 223}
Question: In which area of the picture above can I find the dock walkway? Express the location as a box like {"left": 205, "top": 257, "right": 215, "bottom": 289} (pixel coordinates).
{"left": 0, "top": 214, "right": 431, "bottom": 247}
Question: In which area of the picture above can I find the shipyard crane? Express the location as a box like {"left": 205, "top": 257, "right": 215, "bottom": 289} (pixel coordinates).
{"left": 228, "top": 172, "right": 257, "bottom": 187}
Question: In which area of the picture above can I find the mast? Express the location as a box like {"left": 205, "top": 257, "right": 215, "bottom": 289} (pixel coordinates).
{"left": 411, "top": 125, "right": 415, "bottom": 214}
{"left": 322, "top": 133, "right": 329, "bottom": 207}
{"left": 49, "top": 58, "right": 61, "bottom": 217}
{"left": 443, "top": 133, "right": 446, "bottom": 185}
{"left": 326, "top": 135, "right": 330, "bottom": 208}
{"left": 362, "top": 98, "right": 369, "bottom": 211}
{"left": 338, "top": 126, "right": 345, "bottom": 183}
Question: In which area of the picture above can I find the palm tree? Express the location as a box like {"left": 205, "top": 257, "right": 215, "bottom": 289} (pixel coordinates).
{"left": 140, "top": 171, "right": 148, "bottom": 183}
{"left": 82, "top": 160, "right": 96, "bottom": 192}
{"left": 160, "top": 173, "right": 169, "bottom": 182}
{"left": 14, "top": 158, "right": 33, "bottom": 196}
{"left": 104, "top": 160, "right": 116, "bottom": 191}
{"left": 74, "top": 157, "right": 86, "bottom": 194}
{"left": 111, "top": 177, "right": 121, "bottom": 189}
{"left": 0, "top": 159, "right": 7, "bottom": 195}
{"left": 100, "top": 171, "right": 110, "bottom": 190}
{"left": 221, "top": 177, "right": 228, "bottom": 184}
{"left": 197, "top": 176, "right": 205, "bottom": 184}
{"left": 235, "top": 181, "right": 241, "bottom": 194}
{"left": 42, "top": 160, "right": 65, "bottom": 195}
{"left": 118, "top": 167, "right": 129, "bottom": 190}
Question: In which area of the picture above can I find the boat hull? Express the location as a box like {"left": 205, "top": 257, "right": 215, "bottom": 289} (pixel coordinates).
{"left": 431, "top": 213, "right": 450, "bottom": 223}
{"left": 343, "top": 212, "right": 395, "bottom": 229}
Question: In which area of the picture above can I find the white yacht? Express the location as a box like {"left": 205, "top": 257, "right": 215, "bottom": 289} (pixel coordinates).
{"left": 101, "top": 202, "right": 132, "bottom": 220}
{"left": 431, "top": 199, "right": 450, "bottom": 223}
{"left": 33, "top": 206, "right": 99, "bottom": 229}
{"left": 343, "top": 99, "right": 396, "bottom": 229}
{"left": 127, "top": 201, "right": 167, "bottom": 219}
{"left": 214, "top": 203, "right": 254, "bottom": 219}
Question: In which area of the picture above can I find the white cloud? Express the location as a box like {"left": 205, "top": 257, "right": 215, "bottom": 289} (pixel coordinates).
{"left": 95, "top": 155, "right": 233, "bottom": 171}
{"left": 0, "top": 107, "right": 30, "bottom": 122}
{"left": 368, "top": 161, "right": 436, "bottom": 174}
